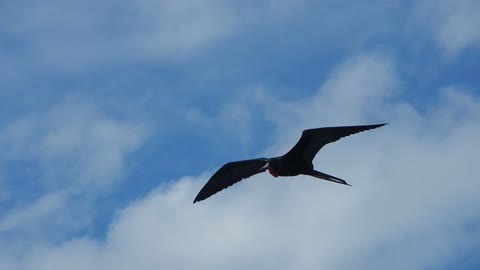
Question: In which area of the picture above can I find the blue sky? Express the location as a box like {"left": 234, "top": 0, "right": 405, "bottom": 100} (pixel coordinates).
{"left": 1, "top": 0, "right": 480, "bottom": 269}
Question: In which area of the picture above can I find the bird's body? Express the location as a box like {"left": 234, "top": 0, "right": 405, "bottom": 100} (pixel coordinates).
{"left": 267, "top": 156, "right": 311, "bottom": 177}
{"left": 194, "top": 123, "right": 387, "bottom": 203}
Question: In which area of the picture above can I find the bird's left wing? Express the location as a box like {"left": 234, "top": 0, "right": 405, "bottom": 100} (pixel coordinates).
{"left": 193, "top": 158, "right": 269, "bottom": 203}
{"left": 284, "top": 124, "right": 387, "bottom": 162}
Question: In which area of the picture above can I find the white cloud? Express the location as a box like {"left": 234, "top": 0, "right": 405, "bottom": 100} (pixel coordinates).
{"left": 0, "top": 0, "right": 238, "bottom": 70}
{"left": 130, "top": 0, "right": 236, "bottom": 58}
{"left": 0, "top": 1, "right": 124, "bottom": 70}
{"left": 0, "top": 95, "right": 148, "bottom": 191}
{"left": 415, "top": 0, "right": 480, "bottom": 56}
{"left": 2, "top": 53, "right": 478, "bottom": 269}
{"left": 0, "top": 192, "right": 67, "bottom": 233}
{"left": 0, "top": 0, "right": 404, "bottom": 72}
{"left": 0, "top": 94, "right": 149, "bottom": 238}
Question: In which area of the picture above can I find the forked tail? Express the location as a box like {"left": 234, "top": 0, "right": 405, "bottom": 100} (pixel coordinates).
{"left": 305, "top": 169, "right": 351, "bottom": 186}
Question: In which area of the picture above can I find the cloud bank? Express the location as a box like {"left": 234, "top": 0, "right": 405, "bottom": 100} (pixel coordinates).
{"left": 1, "top": 53, "right": 478, "bottom": 270}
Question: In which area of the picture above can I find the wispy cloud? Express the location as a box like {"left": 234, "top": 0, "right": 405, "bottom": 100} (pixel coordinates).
{"left": 0, "top": 0, "right": 238, "bottom": 71}
{"left": 130, "top": 0, "right": 237, "bottom": 58}
{"left": 415, "top": 0, "right": 480, "bottom": 57}
{"left": 0, "top": 94, "right": 149, "bottom": 239}
{"left": 0, "top": 0, "right": 407, "bottom": 73}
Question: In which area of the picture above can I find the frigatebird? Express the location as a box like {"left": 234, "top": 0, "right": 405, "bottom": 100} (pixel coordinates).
{"left": 193, "top": 123, "right": 386, "bottom": 203}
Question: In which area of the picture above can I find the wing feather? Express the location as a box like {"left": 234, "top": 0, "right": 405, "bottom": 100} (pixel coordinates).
{"left": 193, "top": 158, "right": 268, "bottom": 203}
{"left": 284, "top": 124, "right": 387, "bottom": 162}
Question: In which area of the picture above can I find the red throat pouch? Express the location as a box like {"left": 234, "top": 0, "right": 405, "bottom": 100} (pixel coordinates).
{"left": 268, "top": 167, "right": 279, "bottom": 177}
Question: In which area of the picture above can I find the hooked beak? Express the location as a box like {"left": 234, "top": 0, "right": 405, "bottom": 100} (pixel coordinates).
{"left": 260, "top": 163, "right": 269, "bottom": 172}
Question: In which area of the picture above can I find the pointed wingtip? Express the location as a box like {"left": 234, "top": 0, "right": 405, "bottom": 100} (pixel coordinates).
{"left": 193, "top": 195, "right": 206, "bottom": 204}
{"left": 340, "top": 180, "right": 352, "bottom": 186}
{"left": 368, "top": 123, "right": 388, "bottom": 131}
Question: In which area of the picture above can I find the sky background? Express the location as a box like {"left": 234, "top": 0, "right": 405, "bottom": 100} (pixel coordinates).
{"left": 1, "top": 0, "right": 479, "bottom": 269}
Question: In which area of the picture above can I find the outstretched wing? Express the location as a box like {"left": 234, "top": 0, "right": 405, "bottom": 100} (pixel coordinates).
{"left": 193, "top": 158, "right": 268, "bottom": 203}
{"left": 284, "top": 124, "right": 387, "bottom": 162}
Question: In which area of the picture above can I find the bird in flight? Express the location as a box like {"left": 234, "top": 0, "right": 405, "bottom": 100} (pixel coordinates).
{"left": 194, "top": 123, "right": 387, "bottom": 203}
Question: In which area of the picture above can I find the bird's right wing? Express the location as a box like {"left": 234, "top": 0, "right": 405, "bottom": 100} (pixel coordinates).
{"left": 284, "top": 124, "right": 387, "bottom": 162}
{"left": 193, "top": 158, "right": 268, "bottom": 203}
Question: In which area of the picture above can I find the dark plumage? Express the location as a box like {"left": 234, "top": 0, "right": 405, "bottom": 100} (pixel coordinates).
{"left": 194, "top": 123, "right": 387, "bottom": 203}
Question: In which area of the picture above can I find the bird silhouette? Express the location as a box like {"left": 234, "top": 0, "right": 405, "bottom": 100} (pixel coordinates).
{"left": 193, "top": 123, "right": 387, "bottom": 203}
